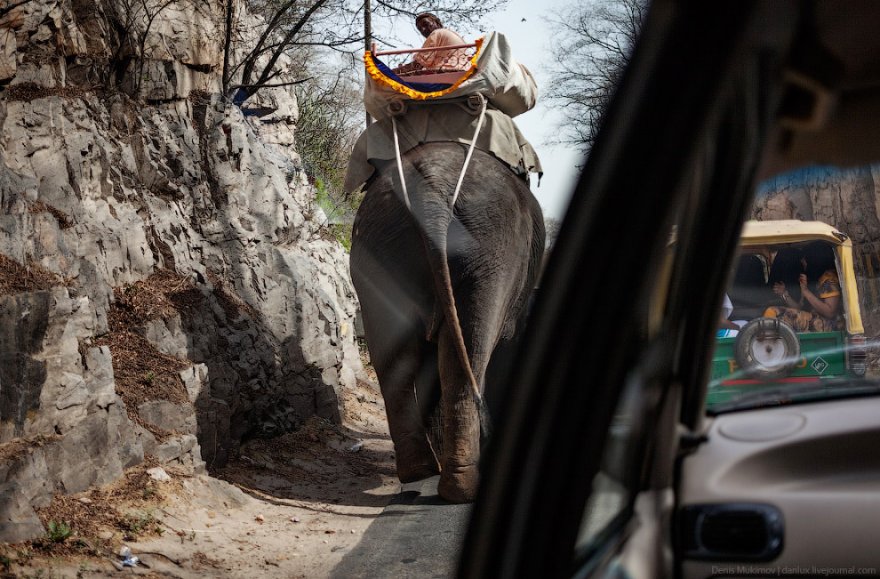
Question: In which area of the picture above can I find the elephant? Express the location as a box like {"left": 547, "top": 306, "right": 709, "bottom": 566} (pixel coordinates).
{"left": 350, "top": 140, "right": 545, "bottom": 503}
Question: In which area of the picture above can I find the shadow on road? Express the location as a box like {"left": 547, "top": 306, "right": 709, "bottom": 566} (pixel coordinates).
{"left": 212, "top": 413, "right": 398, "bottom": 510}
{"left": 331, "top": 476, "right": 473, "bottom": 578}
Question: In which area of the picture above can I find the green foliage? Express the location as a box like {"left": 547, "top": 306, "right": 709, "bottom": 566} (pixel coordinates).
{"left": 314, "top": 179, "right": 336, "bottom": 216}
{"left": 329, "top": 224, "right": 352, "bottom": 251}
{"left": 119, "top": 510, "right": 161, "bottom": 540}
{"left": 46, "top": 521, "right": 73, "bottom": 543}
{"left": 294, "top": 68, "right": 362, "bottom": 212}
{"left": 313, "top": 182, "right": 355, "bottom": 250}
{"left": 288, "top": 66, "right": 365, "bottom": 251}
{"left": 142, "top": 484, "right": 157, "bottom": 500}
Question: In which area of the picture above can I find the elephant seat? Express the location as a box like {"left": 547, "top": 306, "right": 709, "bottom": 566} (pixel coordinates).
{"left": 347, "top": 31, "right": 544, "bottom": 196}
{"left": 371, "top": 42, "right": 479, "bottom": 87}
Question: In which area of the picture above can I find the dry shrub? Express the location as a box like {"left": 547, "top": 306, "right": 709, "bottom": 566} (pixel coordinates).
{"left": 0, "top": 254, "right": 65, "bottom": 297}
{"left": 94, "top": 329, "right": 190, "bottom": 436}
{"left": 29, "top": 201, "right": 73, "bottom": 229}
{"left": 94, "top": 270, "right": 200, "bottom": 437}
{"left": 31, "top": 459, "right": 178, "bottom": 555}
{"left": 206, "top": 269, "right": 259, "bottom": 321}
{"left": 0, "top": 435, "right": 60, "bottom": 464}
{"left": 4, "top": 83, "right": 88, "bottom": 101}
{"left": 109, "top": 269, "right": 196, "bottom": 328}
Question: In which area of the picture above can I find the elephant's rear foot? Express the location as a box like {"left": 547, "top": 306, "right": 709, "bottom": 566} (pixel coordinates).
{"left": 397, "top": 460, "right": 441, "bottom": 483}
{"left": 394, "top": 437, "right": 441, "bottom": 483}
{"left": 437, "top": 463, "right": 479, "bottom": 503}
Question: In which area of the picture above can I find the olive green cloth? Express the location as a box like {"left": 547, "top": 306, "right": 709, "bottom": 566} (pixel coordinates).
{"left": 343, "top": 102, "right": 542, "bottom": 194}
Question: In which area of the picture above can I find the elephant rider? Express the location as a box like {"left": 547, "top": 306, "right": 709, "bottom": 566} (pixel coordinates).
{"left": 394, "top": 12, "right": 469, "bottom": 75}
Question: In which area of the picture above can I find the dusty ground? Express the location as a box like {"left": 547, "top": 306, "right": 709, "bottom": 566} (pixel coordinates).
{"left": 0, "top": 376, "right": 399, "bottom": 579}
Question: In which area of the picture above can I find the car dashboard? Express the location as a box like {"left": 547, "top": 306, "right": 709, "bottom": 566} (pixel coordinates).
{"left": 679, "top": 395, "right": 880, "bottom": 577}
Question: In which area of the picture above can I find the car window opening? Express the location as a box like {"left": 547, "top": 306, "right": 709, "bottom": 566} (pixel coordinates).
{"left": 709, "top": 220, "right": 871, "bottom": 411}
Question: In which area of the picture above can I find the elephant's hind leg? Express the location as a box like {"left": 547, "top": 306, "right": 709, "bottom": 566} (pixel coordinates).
{"left": 368, "top": 329, "right": 441, "bottom": 483}
{"left": 415, "top": 342, "right": 443, "bottom": 458}
{"left": 435, "top": 324, "right": 483, "bottom": 503}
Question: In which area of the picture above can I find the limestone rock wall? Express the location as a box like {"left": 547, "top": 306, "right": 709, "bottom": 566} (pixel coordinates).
{"left": 0, "top": 0, "right": 363, "bottom": 541}
{"left": 754, "top": 166, "right": 880, "bottom": 242}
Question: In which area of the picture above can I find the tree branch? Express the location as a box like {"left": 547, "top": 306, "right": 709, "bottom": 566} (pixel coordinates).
{"left": 0, "top": 0, "right": 31, "bottom": 19}
{"left": 231, "top": 78, "right": 312, "bottom": 90}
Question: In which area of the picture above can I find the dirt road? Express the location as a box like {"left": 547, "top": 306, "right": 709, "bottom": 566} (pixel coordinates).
{"left": 0, "top": 378, "right": 401, "bottom": 578}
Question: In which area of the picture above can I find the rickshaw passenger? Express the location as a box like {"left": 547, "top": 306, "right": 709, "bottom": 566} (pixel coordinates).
{"left": 768, "top": 247, "right": 805, "bottom": 308}
{"left": 727, "top": 253, "right": 769, "bottom": 320}
{"left": 718, "top": 293, "right": 744, "bottom": 337}
{"left": 763, "top": 242, "right": 842, "bottom": 332}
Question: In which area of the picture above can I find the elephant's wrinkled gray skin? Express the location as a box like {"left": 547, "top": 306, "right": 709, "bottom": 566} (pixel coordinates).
{"left": 350, "top": 141, "right": 545, "bottom": 503}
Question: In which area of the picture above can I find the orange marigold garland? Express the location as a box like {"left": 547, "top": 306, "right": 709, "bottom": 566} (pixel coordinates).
{"left": 364, "top": 36, "right": 484, "bottom": 100}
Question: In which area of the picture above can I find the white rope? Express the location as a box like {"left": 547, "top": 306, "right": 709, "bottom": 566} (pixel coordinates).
{"left": 391, "top": 115, "right": 411, "bottom": 211}
{"left": 391, "top": 96, "right": 486, "bottom": 212}
{"left": 450, "top": 96, "right": 488, "bottom": 210}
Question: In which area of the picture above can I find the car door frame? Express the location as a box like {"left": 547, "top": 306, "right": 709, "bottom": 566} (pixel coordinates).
{"left": 457, "top": 1, "right": 803, "bottom": 577}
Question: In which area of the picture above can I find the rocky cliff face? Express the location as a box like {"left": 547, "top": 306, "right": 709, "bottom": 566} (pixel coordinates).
{"left": 754, "top": 166, "right": 880, "bottom": 245}
{"left": 0, "top": 0, "right": 363, "bottom": 541}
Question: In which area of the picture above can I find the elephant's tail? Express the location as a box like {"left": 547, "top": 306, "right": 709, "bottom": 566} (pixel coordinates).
{"left": 418, "top": 200, "right": 492, "bottom": 441}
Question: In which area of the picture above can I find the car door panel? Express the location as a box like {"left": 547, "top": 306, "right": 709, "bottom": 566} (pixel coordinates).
{"left": 680, "top": 398, "right": 880, "bottom": 577}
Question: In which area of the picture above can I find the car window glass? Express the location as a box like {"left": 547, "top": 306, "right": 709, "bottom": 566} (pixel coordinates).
{"left": 574, "top": 368, "right": 645, "bottom": 556}
{"left": 707, "top": 165, "right": 880, "bottom": 415}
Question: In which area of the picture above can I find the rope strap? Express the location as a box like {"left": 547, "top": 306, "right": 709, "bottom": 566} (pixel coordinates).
{"left": 451, "top": 95, "right": 487, "bottom": 209}
{"left": 390, "top": 94, "right": 488, "bottom": 212}
{"left": 391, "top": 115, "right": 412, "bottom": 211}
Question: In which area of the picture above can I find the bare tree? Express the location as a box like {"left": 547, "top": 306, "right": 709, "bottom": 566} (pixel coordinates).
{"left": 110, "top": 0, "right": 210, "bottom": 98}
{"left": 545, "top": 0, "right": 646, "bottom": 149}
{"left": 293, "top": 54, "right": 363, "bottom": 206}
{"left": 544, "top": 216, "right": 562, "bottom": 251}
{"left": 223, "top": 0, "right": 507, "bottom": 105}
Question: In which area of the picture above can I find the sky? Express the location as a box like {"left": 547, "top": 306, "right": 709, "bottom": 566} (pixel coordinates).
{"left": 481, "top": 0, "right": 586, "bottom": 220}
{"left": 387, "top": 0, "right": 586, "bottom": 220}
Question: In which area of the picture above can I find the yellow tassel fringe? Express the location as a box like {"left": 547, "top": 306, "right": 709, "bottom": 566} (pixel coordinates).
{"left": 364, "top": 36, "right": 484, "bottom": 100}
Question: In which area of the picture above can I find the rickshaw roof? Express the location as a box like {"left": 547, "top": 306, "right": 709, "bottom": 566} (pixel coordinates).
{"left": 740, "top": 220, "right": 850, "bottom": 247}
